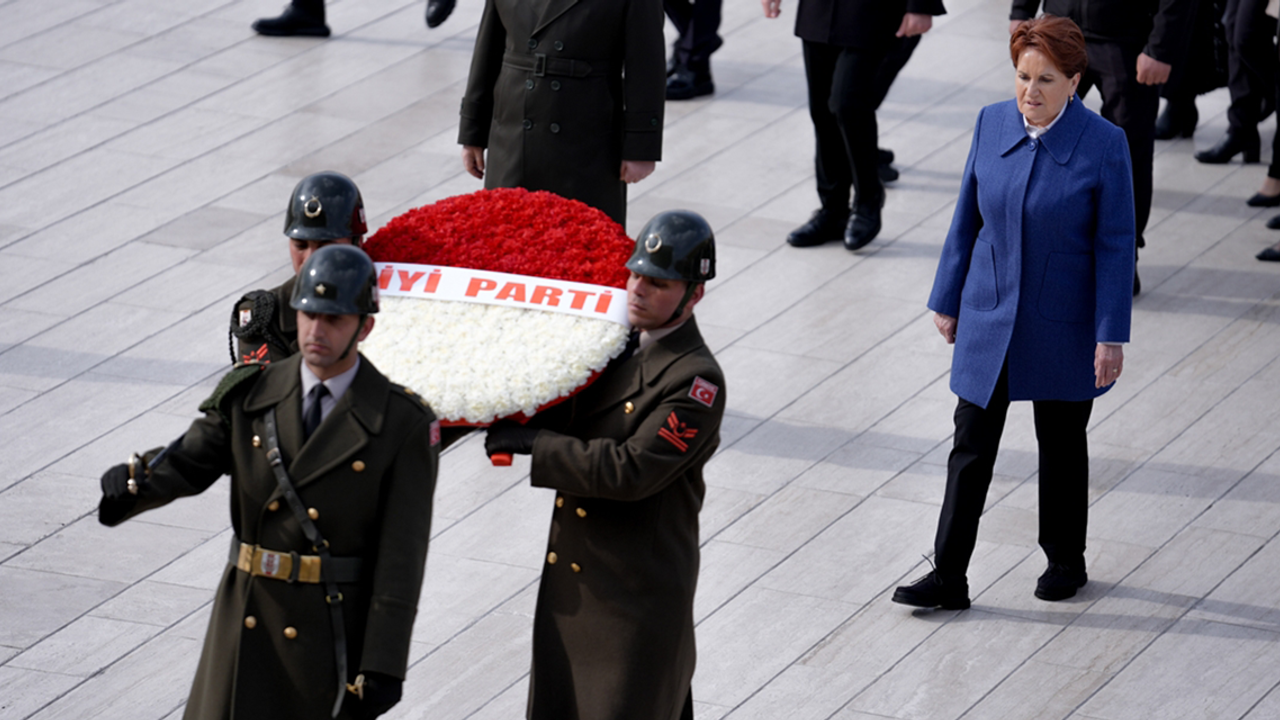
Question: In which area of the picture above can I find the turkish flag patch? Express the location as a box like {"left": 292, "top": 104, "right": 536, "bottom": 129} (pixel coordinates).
{"left": 657, "top": 411, "right": 698, "bottom": 452}
{"left": 429, "top": 420, "right": 441, "bottom": 446}
{"left": 689, "top": 376, "right": 718, "bottom": 408}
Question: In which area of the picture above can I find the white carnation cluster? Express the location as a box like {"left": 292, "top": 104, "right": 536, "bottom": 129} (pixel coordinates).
{"left": 361, "top": 296, "right": 630, "bottom": 424}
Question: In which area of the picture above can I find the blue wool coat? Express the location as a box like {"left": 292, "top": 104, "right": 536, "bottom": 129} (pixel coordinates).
{"left": 929, "top": 97, "right": 1135, "bottom": 408}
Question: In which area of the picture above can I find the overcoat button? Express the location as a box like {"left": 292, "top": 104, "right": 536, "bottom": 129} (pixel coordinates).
{"left": 551, "top": 80, "right": 561, "bottom": 91}
{"left": 547, "top": 552, "right": 558, "bottom": 564}
{"left": 267, "top": 501, "right": 280, "bottom": 512}
{"left": 550, "top": 123, "right": 560, "bottom": 133}
{"left": 527, "top": 38, "right": 538, "bottom": 49}
{"left": 283, "top": 627, "right": 298, "bottom": 639}
{"left": 308, "top": 508, "right": 320, "bottom": 520}
{"left": 352, "top": 460, "right": 366, "bottom": 472}
{"left": 624, "top": 402, "right": 634, "bottom": 414}
{"left": 556, "top": 497, "right": 564, "bottom": 508}
{"left": 571, "top": 563, "right": 581, "bottom": 573}
{"left": 576, "top": 508, "right": 587, "bottom": 518}
{"left": 525, "top": 79, "right": 534, "bottom": 90}
{"left": 553, "top": 40, "right": 564, "bottom": 51}
{"left": 650, "top": 117, "right": 659, "bottom": 126}
{"left": 244, "top": 616, "right": 257, "bottom": 629}
{"left": 523, "top": 119, "right": 533, "bottom": 130}
{"left": 252, "top": 435, "right": 261, "bottom": 448}
{"left": 404, "top": 387, "right": 415, "bottom": 395}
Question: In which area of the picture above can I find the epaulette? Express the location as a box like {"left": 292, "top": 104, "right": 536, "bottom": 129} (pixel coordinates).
{"left": 199, "top": 362, "right": 267, "bottom": 423}
{"left": 392, "top": 384, "right": 435, "bottom": 416}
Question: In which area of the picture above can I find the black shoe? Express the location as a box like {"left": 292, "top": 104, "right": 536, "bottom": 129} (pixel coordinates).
{"left": 1268, "top": 215, "right": 1280, "bottom": 230}
{"left": 1035, "top": 562, "right": 1087, "bottom": 601}
{"left": 666, "top": 65, "right": 713, "bottom": 100}
{"left": 425, "top": 0, "right": 456, "bottom": 28}
{"left": 787, "top": 207, "right": 849, "bottom": 247}
{"left": 1258, "top": 245, "right": 1280, "bottom": 261}
{"left": 878, "top": 163, "right": 900, "bottom": 183}
{"left": 1195, "top": 130, "right": 1261, "bottom": 164}
{"left": 252, "top": 5, "right": 330, "bottom": 37}
{"left": 892, "top": 571, "right": 971, "bottom": 610}
{"left": 844, "top": 199, "right": 882, "bottom": 251}
{"left": 1154, "top": 100, "right": 1197, "bottom": 140}
{"left": 1247, "top": 191, "right": 1280, "bottom": 207}
{"left": 878, "top": 147, "right": 894, "bottom": 165}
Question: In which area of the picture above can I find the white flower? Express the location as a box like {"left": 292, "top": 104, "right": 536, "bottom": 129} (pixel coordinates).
{"left": 361, "top": 297, "right": 629, "bottom": 424}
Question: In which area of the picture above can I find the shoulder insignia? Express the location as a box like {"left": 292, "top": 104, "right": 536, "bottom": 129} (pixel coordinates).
{"left": 689, "top": 376, "right": 719, "bottom": 408}
{"left": 198, "top": 363, "right": 266, "bottom": 424}
{"left": 657, "top": 411, "right": 697, "bottom": 453}
{"left": 242, "top": 343, "right": 269, "bottom": 365}
{"left": 430, "top": 419, "right": 441, "bottom": 446}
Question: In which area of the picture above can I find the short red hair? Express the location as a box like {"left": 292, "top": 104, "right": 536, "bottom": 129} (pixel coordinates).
{"left": 1010, "top": 15, "right": 1088, "bottom": 78}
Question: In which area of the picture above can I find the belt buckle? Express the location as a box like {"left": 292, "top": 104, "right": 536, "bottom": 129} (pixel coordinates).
{"left": 533, "top": 53, "right": 547, "bottom": 77}
{"left": 257, "top": 548, "right": 293, "bottom": 581}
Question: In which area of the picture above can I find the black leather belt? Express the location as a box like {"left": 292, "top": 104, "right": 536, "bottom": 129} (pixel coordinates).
{"left": 229, "top": 537, "right": 363, "bottom": 584}
{"left": 502, "top": 52, "right": 610, "bottom": 78}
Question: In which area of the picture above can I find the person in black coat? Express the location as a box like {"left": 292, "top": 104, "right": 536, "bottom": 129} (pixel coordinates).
{"left": 1011, "top": 0, "right": 1194, "bottom": 295}
{"left": 764, "top": 0, "right": 947, "bottom": 253}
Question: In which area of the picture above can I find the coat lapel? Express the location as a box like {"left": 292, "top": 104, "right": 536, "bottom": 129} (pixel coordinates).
{"left": 288, "top": 356, "right": 389, "bottom": 488}
{"left": 243, "top": 355, "right": 306, "bottom": 464}
{"left": 532, "top": 0, "right": 579, "bottom": 36}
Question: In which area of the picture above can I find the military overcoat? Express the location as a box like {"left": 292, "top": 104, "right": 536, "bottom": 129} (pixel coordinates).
{"left": 525, "top": 317, "right": 725, "bottom": 720}
{"left": 458, "top": 0, "right": 666, "bottom": 225}
{"left": 100, "top": 354, "right": 439, "bottom": 720}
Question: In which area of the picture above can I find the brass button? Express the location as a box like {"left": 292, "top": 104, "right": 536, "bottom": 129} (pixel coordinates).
{"left": 624, "top": 402, "right": 634, "bottom": 414}
{"left": 244, "top": 616, "right": 257, "bottom": 629}
{"left": 576, "top": 508, "right": 587, "bottom": 518}
{"left": 547, "top": 552, "right": 558, "bottom": 565}
{"left": 307, "top": 508, "right": 319, "bottom": 521}
{"left": 252, "top": 435, "right": 261, "bottom": 448}
{"left": 267, "top": 501, "right": 280, "bottom": 512}
{"left": 555, "top": 497, "right": 564, "bottom": 508}
{"left": 283, "top": 627, "right": 298, "bottom": 640}
{"left": 352, "top": 460, "right": 365, "bottom": 472}
{"left": 570, "top": 563, "right": 581, "bottom": 573}
{"left": 404, "top": 387, "right": 415, "bottom": 395}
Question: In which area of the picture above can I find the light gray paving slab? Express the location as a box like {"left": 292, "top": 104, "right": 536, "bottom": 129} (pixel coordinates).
{"left": 694, "top": 539, "right": 787, "bottom": 624}
{"left": 7, "top": 615, "right": 163, "bottom": 677}
{"left": 793, "top": 436, "right": 924, "bottom": 498}
{"left": 1086, "top": 466, "right": 1227, "bottom": 550}
{"left": 0, "top": 566, "right": 125, "bottom": 648}
{"left": 145, "top": 529, "right": 235, "bottom": 591}
{"left": 0, "top": 666, "right": 85, "bottom": 720}
{"left": 6, "top": 515, "right": 214, "bottom": 585}
{"left": 90, "top": 580, "right": 214, "bottom": 629}
{"left": 703, "top": 419, "right": 852, "bottom": 497}
{"left": 714, "top": 484, "right": 862, "bottom": 554}
{"left": 413, "top": 552, "right": 539, "bottom": 647}
{"left": 426, "top": 482, "right": 550, "bottom": 570}
{"left": 1186, "top": 535, "right": 1280, "bottom": 634}
{"left": 0, "top": 472, "right": 99, "bottom": 546}
{"left": 5, "top": 241, "right": 195, "bottom": 316}
{"left": 965, "top": 659, "right": 1109, "bottom": 720}
{"left": 1, "top": 201, "right": 175, "bottom": 262}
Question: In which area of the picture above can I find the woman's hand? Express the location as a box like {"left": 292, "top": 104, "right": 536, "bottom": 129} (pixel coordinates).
{"left": 620, "top": 160, "right": 655, "bottom": 184}
{"left": 896, "top": 13, "right": 933, "bottom": 38}
{"left": 934, "top": 312, "right": 957, "bottom": 344}
{"left": 462, "top": 145, "right": 486, "bottom": 179}
{"left": 1094, "top": 343, "right": 1124, "bottom": 388}
{"left": 762, "top": 0, "right": 781, "bottom": 18}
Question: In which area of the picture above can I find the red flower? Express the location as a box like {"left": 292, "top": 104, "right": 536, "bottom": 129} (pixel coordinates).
{"left": 365, "top": 188, "right": 634, "bottom": 288}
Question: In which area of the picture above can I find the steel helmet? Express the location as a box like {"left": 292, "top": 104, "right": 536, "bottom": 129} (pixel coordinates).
{"left": 290, "top": 245, "right": 380, "bottom": 315}
{"left": 625, "top": 210, "right": 716, "bottom": 283}
{"left": 283, "top": 171, "right": 368, "bottom": 242}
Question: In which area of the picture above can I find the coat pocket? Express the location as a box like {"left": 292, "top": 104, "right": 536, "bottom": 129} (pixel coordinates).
{"left": 960, "top": 240, "right": 998, "bottom": 311}
{"left": 1038, "top": 251, "right": 1094, "bottom": 323}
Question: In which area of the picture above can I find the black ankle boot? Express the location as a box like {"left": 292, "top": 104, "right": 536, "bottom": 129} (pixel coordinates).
{"left": 1154, "top": 100, "right": 1197, "bottom": 140}
{"left": 1195, "top": 129, "right": 1261, "bottom": 164}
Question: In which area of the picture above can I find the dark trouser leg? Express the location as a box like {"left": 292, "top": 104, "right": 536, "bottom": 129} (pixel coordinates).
{"left": 803, "top": 41, "right": 852, "bottom": 211}
{"left": 870, "top": 35, "right": 921, "bottom": 110}
{"left": 828, "top": 44, "right": 888, "bottom": 209}
{"left": 1033, "top": 398, "right": 1093, "bottom": 565}
{"left": 665, "top": 0, "right": 722, "bottom": 70}
{"left": 934, "top": 366, "right": 1011, "bottom": 579}
{"left": 664, "top": 0, "right": 693, "bottom": 65}
{"left": 679, "top": 690, "right": 694, "bottom": 720}
{"left": 1083, "top": 41, "right": 1158, "bottom": 249}
{"left": 1225, "top": 0, "right": 1278, "bottom": 133}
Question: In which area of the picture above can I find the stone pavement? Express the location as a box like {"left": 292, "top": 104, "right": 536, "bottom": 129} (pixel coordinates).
{"left": 2, "top": 0, "right": 1280, "bottom": 718}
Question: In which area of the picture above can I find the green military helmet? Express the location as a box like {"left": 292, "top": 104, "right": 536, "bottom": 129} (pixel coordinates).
{"left": 290, "top": 245, "right": 380, "bottom": 315}
{"left": 626, "top": 210, "right": 716, "bottom": 283}
{"left": 284, "top": 171, "right": 368, "bottom": 242}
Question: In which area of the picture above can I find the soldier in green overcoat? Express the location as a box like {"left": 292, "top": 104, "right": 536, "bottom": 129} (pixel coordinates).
{"left": 100, "top": 246, "right": 439, "bottom": 719}
{"left": 486, "top": 211, "right": 725, "bottom": 720}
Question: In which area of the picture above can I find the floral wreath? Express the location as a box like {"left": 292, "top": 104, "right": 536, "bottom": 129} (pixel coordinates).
{"left": 360, "top": 188, "right": 634, "bottom": 425}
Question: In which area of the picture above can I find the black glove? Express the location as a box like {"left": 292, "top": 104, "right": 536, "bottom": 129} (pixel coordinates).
{"left": 348, "top": 671, "right": 402, "bottom": 719}
{"left": 485, "top": 419, "right": 541, "bottom": 456}
{"left": 100, "top": 464, "right": 131, "bottom": 501}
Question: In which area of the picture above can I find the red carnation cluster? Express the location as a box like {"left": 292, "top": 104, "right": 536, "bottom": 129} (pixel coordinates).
{"left": 365, "top": 188, "right": 634, "bottom": 288}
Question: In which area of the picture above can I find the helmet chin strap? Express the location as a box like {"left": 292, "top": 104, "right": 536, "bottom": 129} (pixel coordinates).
{"left": 337, "top": 315, "right": 366, "bottom": 361}
{"left": 663, "top": 283, "right": 701, "bottom": 327}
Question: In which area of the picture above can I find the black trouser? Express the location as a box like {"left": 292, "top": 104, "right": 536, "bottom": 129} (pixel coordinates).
{"left": 933, "top": 364, "right": 1094, "bottom": 580}
{"left": 664, "top": 0, "right": 722, "bottom": 71}
{"left": 1224, "top": 0, "right": 1277, "bottom": 134}
{"left": 292, "top": 0, "right": 325, "bottom": 20}
{"left": 803, "top": 40, "right": 887, "bottom": 212}
{"left": 1077, "top": 40, "right": 1157, "bottom": 250}
{"left": 872, "top": 35, "right": 920, "bottom": 110}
